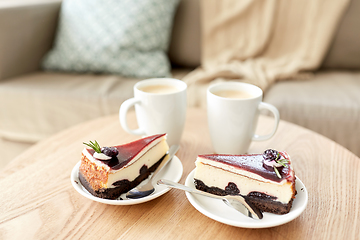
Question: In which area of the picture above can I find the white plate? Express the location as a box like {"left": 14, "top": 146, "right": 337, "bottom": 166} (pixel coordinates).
{"left": 185, "top": 169, "right": 308, "bottom": 228}
{"left": 71, "top": 156, "right": 183, "bottom": 205}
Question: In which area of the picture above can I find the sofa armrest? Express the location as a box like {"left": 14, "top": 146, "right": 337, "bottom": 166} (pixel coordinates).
{"left": 0, "top": 0, "right": 61, "bottom": 81}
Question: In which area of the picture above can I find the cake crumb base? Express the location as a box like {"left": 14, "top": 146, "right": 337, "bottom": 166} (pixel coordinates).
{"left": 194, "top": 179, "right": 295, "bottom": 215}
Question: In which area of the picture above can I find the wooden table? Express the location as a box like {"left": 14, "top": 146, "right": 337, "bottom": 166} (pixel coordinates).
{"left": 0, "top": 108, "right": 359, "bottom": 239}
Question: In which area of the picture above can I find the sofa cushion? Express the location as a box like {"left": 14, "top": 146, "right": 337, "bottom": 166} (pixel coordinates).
{"left": 42, "top": 0, "right": 179, "bottom": 78}
{"left": 0, "top": 0, "right": 61, "bottom": 81}
{"left": 0, "top": 69, "right": 191, "bottom": 142}
{"left": 264, "top": 71, "right": 360, "bottom": 156}
{"left": 168, "top": 0, "right": 201, "bottom": 68}
{"left": 321, "top": 0, "right": 360, "bottom": 69}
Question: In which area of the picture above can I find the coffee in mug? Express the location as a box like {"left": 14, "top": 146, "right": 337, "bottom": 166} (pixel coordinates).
{"left": 119, "top": 78, "right": 187, "bottom": 146}
{"left": 207, "top": 82, "right": 280, "bottom": 154}
{"left": 212, "top": 89, "right": 256, "bottom": 99}
{"left": 138, "top": 84, "right": 180, "bottom": 94}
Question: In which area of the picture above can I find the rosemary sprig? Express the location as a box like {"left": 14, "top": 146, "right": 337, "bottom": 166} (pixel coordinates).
{"left": 274, "top": 166, "right": 281, "bottom": 178}
{"left": 83, "top": 140, "right": 102, "bottom": 153}
{"left": 274, "top": 154, "right": 288, "bottom": 178}
{"left": 276, "top": 151, "right": 280, "bottom": 160}
{"left": 276, "top": 158, "right": 289, "bottom": 167}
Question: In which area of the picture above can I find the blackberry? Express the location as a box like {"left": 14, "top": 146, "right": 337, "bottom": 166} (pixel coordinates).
{"left": 263, "top": 149, "right": 280, "bottom": 161}
{"left": 225, "top": 182, "right": 240, "bottom": 195}
{"left": 101, "top": 147, "right": 119, "bottom": 158}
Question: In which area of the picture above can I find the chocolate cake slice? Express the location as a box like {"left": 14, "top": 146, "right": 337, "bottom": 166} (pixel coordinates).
{"left": 79, "top": 134, "right": 169, "bottom": 199}
{"left": 194, "top": 150, "right": 296, "bottom": 214}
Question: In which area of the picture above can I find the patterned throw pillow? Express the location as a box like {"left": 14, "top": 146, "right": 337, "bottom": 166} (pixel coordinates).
{"left": 42, "top": 0, "right": 179, "bottom": 78}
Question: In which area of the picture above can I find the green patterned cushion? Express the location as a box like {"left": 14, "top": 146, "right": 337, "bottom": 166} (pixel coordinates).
{"left": 42, "top": 0, "right": 179, "bottom": 78}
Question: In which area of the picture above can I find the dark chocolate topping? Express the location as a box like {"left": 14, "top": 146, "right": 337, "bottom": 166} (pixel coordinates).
{"left": 199, "top": 153, "right": 291, "bottom": 182}
{"left": 87, "top": 134, "right": 166, "bottom": 170}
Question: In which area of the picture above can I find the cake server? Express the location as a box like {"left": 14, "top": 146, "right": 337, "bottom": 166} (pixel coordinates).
{"left": 157, "top": 179, "right": 263, "bottom": 220}
{"left": 126, "top": 144, "right": 180, "bottom": 199}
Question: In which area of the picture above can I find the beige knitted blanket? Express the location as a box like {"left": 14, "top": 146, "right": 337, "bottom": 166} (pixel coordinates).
{"left": 183, "top": 0, "right": 350, "bottom": 108}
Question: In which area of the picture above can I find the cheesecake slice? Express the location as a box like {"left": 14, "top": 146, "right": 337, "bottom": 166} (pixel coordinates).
{"left": 79, "top": 134, "right": 169, "bottom": 199}
{"left": 194, "top": 150, "right": 296, "bottom": 214}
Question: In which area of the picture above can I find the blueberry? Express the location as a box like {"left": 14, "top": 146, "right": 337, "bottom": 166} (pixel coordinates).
{"left": 263, "top": 149, "right": 280, "bottom": 161}
{"left": 101, "top": 147, "right": 119, "bottom": 158}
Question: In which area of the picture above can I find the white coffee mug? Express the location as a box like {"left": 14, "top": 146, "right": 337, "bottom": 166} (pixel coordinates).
{"left": 119, "top": 78, "right": 187, "bottom": 146}
{"left": 207, "top": 82, "right": 280, "bottom": 154}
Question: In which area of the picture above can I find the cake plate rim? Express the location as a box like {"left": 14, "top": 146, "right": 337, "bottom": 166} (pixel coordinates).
{"left": 185, "top": 169, "right": 308, "bottom": 228}
{"left": 70, "top": 155, "right": 183, "bottom": 205}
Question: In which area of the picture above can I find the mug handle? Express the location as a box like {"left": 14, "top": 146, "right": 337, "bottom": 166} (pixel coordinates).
{"left": 119, "top": 98, "right": 146, "bottom": 136}
{"left": 252, "top": 102, "right": 280, "bottom": 141}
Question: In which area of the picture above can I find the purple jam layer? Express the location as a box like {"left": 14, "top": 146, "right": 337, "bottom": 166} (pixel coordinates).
{"left": 86, "top": 134, "right": 166, "bottom": 170}
{"left": 198, "top": 153, "right": 292, "bottom": 183}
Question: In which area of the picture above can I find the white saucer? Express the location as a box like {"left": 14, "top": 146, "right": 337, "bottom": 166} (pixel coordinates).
{"left": 71, "top": 156, "right": 183, "bottom": 205}
{"left": 185, "top": 169, "right": 308, "bottom": 228}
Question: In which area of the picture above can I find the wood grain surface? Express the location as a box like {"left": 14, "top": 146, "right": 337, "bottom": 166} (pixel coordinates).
{"left": 0, "top": 108, "right": 359, "bottom": 240}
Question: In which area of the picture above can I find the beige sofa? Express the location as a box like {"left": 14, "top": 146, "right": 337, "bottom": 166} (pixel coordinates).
{"left": 0, "top": 0, "right": 359, "bottom": 156}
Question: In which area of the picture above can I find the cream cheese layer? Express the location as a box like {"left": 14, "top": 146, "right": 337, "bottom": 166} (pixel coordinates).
{"left": 107, "top": 138, "right": 168, "bottom": 187}
{"left": 194, "top": 158, "right": 294, "bottom": 203}
{"left": 196, "top": 154, "right": 294, "bottom": 184}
